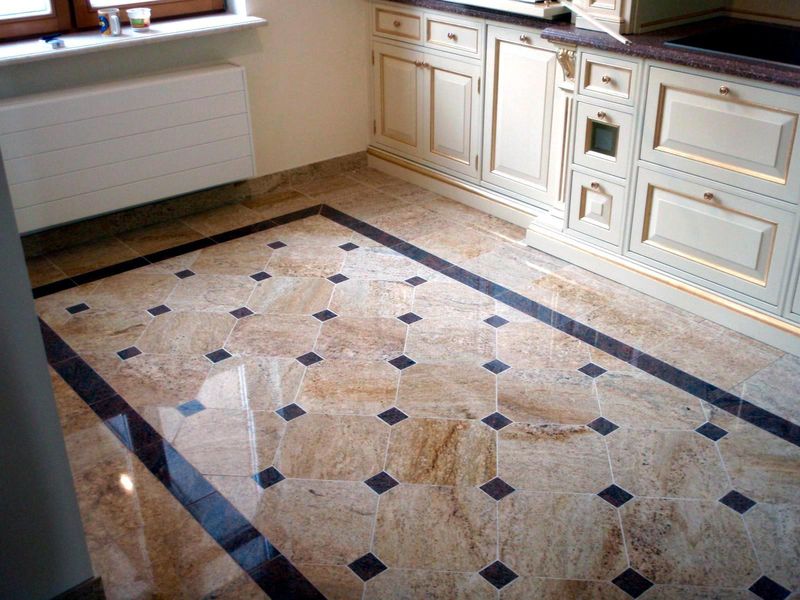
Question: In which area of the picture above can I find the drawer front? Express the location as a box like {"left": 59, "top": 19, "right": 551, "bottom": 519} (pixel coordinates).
{"left": 573, "top": 101, "right": 633, "bottom": 179}
{"left": 374, "top": 5, "right": 422, "bottom": 42}
{"left": 568, "top": 170, "right": 625, "bottom": 246}
{"left": 630, "top": 168, "right": 795, "bottom": 305}
{"left": 579, "top": 53, "right": 637, "bottom": 105}
{"left": 641, "top": 67, "right": 800, "bottom": 203}
{"left": 425, "top": 15, "right": 481, "bottom": 57}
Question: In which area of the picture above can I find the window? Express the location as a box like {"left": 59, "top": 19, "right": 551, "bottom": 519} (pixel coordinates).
{"left": 0, "top": 0, "right": 225, "bottom": 41}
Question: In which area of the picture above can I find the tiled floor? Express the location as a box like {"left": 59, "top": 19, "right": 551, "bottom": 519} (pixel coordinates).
{"left": 30, "top": 169, "right": 800, "bottom": 599}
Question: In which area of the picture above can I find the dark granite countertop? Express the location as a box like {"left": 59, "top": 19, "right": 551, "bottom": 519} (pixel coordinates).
{"left": 382, "top": 1, "right": 800, "bottom": 89}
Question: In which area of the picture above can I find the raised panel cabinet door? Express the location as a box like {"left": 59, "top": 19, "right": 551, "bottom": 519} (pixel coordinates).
{"left": 482, "top": 26, "right": 558, "bottom": 203}
{"left": 373, "top": 42, "right": 425, "bottom": 156}
{"left": 423, "top": 53, "right": 482, "bottom": 178}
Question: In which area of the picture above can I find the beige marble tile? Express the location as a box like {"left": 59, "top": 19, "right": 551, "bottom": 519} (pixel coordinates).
{"left": 186, "top": 236, "right": 271, "bottom": 276}
{"left": 242, "top": 189, "right": 320, "bottom": 219}
{"left": 34, "top": 283, "right": 99, "bottom": 327}
{"left": 460, "top": 243, "right": 566, "bottom": 296}
{"left": 276, "top": 413, "right": 389, "bottom": 481}
{"left": 607, "top": 429, "right": 729, "bottom": 499}
{"left": 621, "top": 498, "right": 759, "bottom": 587}
{"left": 342, "top": 246, "right": 431, "bottom": 281}
{"left": 248, "top": 276, "right": 333, "bottom": 315}
{"left": 498, "top": 423, "right": 612, "bottom": 493}
{"left": 406, "top": 318, "right": 495, "bottom": 364}
{"left": 266, "top": 244, "right": 345, "bottom": 278}
{"left": 108, "top": 354, "right": 210, "bottom": 409}
{"left": 197, "top": 356, "right": 305, "bottom": 412}
{"left": 374, "top": 485, "right": 496, "bottom": 571}
{"left": 330, "top": 279, "right": 414, "bottom": 318}
{"left": 744, "top": 502, "right": 800, "bottom": 591}
{"left": 315, "top": 316, "right": 406, "bottom": 361}
{"left": 137, "top": 311, "right": 235, "bottom": 355}
{"left": 397, "top": 362, "right": 495, "bottom": 419}
{"left": 386, "top": 418, "right": 496, "bottom": 486}
{"left": 497, "top": 368, "right": 600, "bottom": 425}
{"left": 412, "top": 280, "right": 495, "bottom": 320}
{"left": 297, "top": 564, "right": 364, "bottom": 600}
{"left": 469, "top": 213, "right": 526, "bottom": 244}
{"left": 595, "top": 371, "right": 706, "bottom": 430}
{"left": 407, "top": 222, "right": 502, "bottom": 263}
{"left": 501, "top": 577, "right": 629, "bottom": 600}
{"left": 639, "top": 586, "right": 752, "bottom": 600}
{"left": 226, "top": 314, "right": 319, "bottom": 358}
{"left": 46, "top": 236, "right": 141, "bottom": 277}
{"left": 86, "top": 271, "right": 177, "bottom": 311}
{"left": 371, "top": 204, "right": 451, "bottom": 240}
{"left": 523, "top": 265, "right": 617, "bottom": 319}
{"left": 499, "top": 491, "right": 626, "bottom": 579}
{"left": 298, "top": 359, "right": 399, "bottom": 415}
{"left": 266, "top": 215, "right": 353, "bottom": 247}
{"left": 348, "top": 167, "right": 404, "bottom": 188}
{"left": 253, "top": 479, "right": 378, "bottom": 565}
{"left": 734, "top": 353, "right": 800, "bottom": 424}
{"left": 56, "top": 310, "right": 151, "bottom": 355}
{"left": 180, "top": 204, "right": 263, "bottom": 237}
{"left": 378, "top": 181, "right": 441, "bottom": 204}
{"left": 173, "top": 408, "right": 285, "bottom": 476}
{"left": 497, "top": 321, "right": 592, "bottom": 370}
{"left": 365, "top": 570, "right": 495, "bottom": 600}
{"left": 166, "top": 273, "right": 255, "bottom": 312}
{"left": 326, "top": 188, "right": 404, "bottom": 222}
{"left": 294, "top": 174, "right": 368, "bottom": 202}
{"left": 116, "top": 219, "right": 205, "bottom": 255}
{"left": 202, "top": 573, "right": 268, "bottom": 599}
{"left": 719, "top": 425, "right": 800, "bottom": 504}
{"left": 26, "top": 254, "right": 66, "bottom": 287}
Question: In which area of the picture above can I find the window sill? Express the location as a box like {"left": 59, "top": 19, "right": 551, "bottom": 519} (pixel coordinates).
{"left": 0, "top": 13, "right": 267, "bottom": 67}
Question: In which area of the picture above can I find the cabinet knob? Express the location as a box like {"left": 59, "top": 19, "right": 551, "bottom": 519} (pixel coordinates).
{"left": 519, "top": 35, "right": 530, "bottom": 43}
{"left": 703, "top": 192, "right": 714, "bottom": 201}
{"left": 414, "top": 60, "right": 423, "bottom": 67}
{"left": 601, "top": 74, "right": 612, "bottom": 84}
{"left": 393, "top": 19, "right": 401, "bottom": 27}
{"left": 590, "top": 181, "right": 601, "bottom": 191}
{"left": 447, "top": 32, "right": 457, "bottom": 40}
{"left": 719, "top": 85, "right": 730, "bottom": 95}
{"left": 596, "top": 111, "right": 607, "bottom": 120}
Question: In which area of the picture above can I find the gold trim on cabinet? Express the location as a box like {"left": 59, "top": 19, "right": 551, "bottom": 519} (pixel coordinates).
{"left": 428, "top": 65, "right": 473, "bottom": 166}
{"left": 378, "top": 52, "right": 419, "bottom": 147}
{"left": 651, "top": 83, "right": 799, "bottom": 185}
{"left": 556, "top": 48, "right": 576, "bottom": 82}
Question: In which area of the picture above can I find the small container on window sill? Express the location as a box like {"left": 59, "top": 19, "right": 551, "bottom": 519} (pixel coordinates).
{"left": 127, "top": 8, "right": 151, "bottom": 32}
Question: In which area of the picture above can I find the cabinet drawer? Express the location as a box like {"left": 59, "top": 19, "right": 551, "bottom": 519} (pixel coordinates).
{"left": 425, "top": 14, "right": 481, "bottom": 57}
{"left": 568, "top": 170, "right": 625, "bottom": 247}
{"left": 629, "top": 168, "right": 795, "bottom": 305}
{"left": 573, "top": 101, "right": 633, "bottom": 179}
{"left": 579, "top": 53, "right": 637, "bottom": 105}
{"left": 374, "top": 5, "right": 422, "bottom": 42}
{"left": 641, "top": 67, "right": 800, "bottom": 203}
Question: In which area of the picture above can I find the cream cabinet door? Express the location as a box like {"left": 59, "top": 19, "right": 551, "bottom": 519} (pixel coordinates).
{"left": 482, "top": 26, "right": 560, "bottom": 204}
{"left": 641, "top": 67, "right": 800, "bottom": 204}
{"left": 423, "top": 53, "right": 481, "bottom": 178}
{"left": 373, "top": 42, "right": 425, "bottom": 156}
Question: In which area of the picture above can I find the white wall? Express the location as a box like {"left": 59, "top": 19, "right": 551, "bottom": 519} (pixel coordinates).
{"left": 0, "top": 0, "right": 372, "bottom": 177}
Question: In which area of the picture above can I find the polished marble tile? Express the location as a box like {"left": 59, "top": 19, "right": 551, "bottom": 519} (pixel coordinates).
{"left": 497, "top": 321, "right": 592, "bottom": 370}
{"left": 243, "top": 189, "right": 320, "bottom": 220}
{"left": 137, "top": 310, "right": 235, "bottom": 356}
{"left": 745, "top": 502, "right": 800, "bottom": 591}
{"left": 298, "top": 359, "right": 399, "bottom": 415}
{"left": 500, "top": 577, "right": 629, "bottom": 600}
{"left": 26, "top": 254, "right": 67, "bottom": 287}
{"left": 374, "top": 485, "right": 496, "bottom": 571}
{"left": 497, "top": 368, "right": 600, "bottom": 425}
{"left": 365, "top": 569, "right": 495, "bottom": 600}
{"left": 499, "top": 491, "right": 627, "bottom": 579}
{"left": 57, "top": 309, "right": 151, "bottom": 355}
{"left": 460, "top": 243, "right": 566, "bottom": 296}
{"left": 412, "top": 280, "right": 495, "bottom": 320}
{"left": 639, "top": 586, "right": 752, "bottom": 599}
{"left": 108, "top": 354, "right": 210, "bottom": 410}
{"left": 385, "top": 418, "right": 496, "bottom": 486}
{"left": 248, "top": 276, "right": 333, "bottom": 315}
{"left": 407, "top": 222, "right": 501, "bottom": 263}
{"left": 330, "top": 278, "right": 414, "bottom": 318}
{"left": 266, "top": 244, "right": 345, "bottom": 278}
{"left": 117, "top": 219, "right": 205, "bottom": 255}
{"left": 297, "top": 564, "right": 364, "bottom": 600}
{"left": 47, "top": 236, "right": 141, "bottom": 277}
{"left": 621, "top": 497, "right": 760, "bottom": 586}
{"left": 294, "top": 175, "right": 368, "bottom": 202}
{"left": 266, "top": 215, "right": 353, "bottom": 248}
{"left": 348, "top": 167, "right": 404, "bottom": 188}
{"left": 180, "top": 204, "right": 263, "bottom": 237}
{"left": 396, "top": 362, "right": 495, "bottom": 419}
{"left": 227, "top": 314, "right": 320, "bottom": 358}
{"left": 184, "top": 236, "right": 271, "bottom": 276}
{"left": 735, "top": 354, "right": 800, "bottom": 425}
{"left": 315, "top": 316, "right": 406, "bottom": 361}
{"left": 406, "top": 317, "right": 495, "bottom": 363}
{"left": 498, "top": 423, "right": 612, "bottom": 493}
{"left": 166, "top": 274, "right": 255, "bottom": 312}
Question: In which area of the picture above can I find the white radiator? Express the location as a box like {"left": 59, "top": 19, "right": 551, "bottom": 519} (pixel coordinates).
{"left": 0, "top": 64, "right": 256, "bottom": 233}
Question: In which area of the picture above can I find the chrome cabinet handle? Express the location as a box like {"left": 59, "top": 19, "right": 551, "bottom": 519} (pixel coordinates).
{"left": 719, "top": 85, "right": 730, "bottom": 95}
{"left": 601, "top": 74, "right": 612, "bottom": 84}
{"left": 519, "top": 35, "right": 530, "bottom": 43}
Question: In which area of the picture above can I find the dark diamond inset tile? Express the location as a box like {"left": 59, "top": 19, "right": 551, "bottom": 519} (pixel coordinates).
{"left": 348, "top": 553, "right": 387, "bottom": 582}
{"left": 147, "top": 304, "right": 171, "bottom": 317}
{"left": 276, "top": 403, "right": 306, "bottom": 421}
{"left": 177, "top": 399, "right": 206, "bottom": 417}
{"left": 587, "top": 416, "right": 619, "bottom": 436}
{"left": 479, "top": 477, "right": 515, "bottom": 501}
{"left": 339, "top": 242, "right": 359, "bottom": 251}
{"left": 328, "top": 273, "right": 349, "bottom": 284}
{"left": 364, "top": 471, "right": 399, "bottom": 495}
{"left": 205, "top": 348, "right": 232, "bottom": 364}
{"left": 117, "top": 346, "right": 142, "bottom": 361}
{"left": 484, "top": 315, "right": 509, "bottom": 328}
{"left": 230, "top": 306, "right": 255, "bottom": 319}
{"left": 405, "top": 276, "right": 427, "bottom": 287}
{"left": 250, "top": 271, "right": 272, "bottom": 282}
{"left": 297, "top": 352, "right": 324, "bottom": 366}
{"left": 598, "top": 484, "right": 634, "bottom": 508}
{"left": 253, "top": 466, "right": 286, "bottom": 490}
{"left": 66, "top": 303, "right": 90, "bottom": 315}
{"left": 388, "top": 355, "right": 416, "bottom": 370}
{"left": 397, "top": 312, "right": 422, "bottom": 325}
{"left": 478, "top": 561, "right": 518, "bottom": 590}
{"left": 719, "top": 490, "right": 757, "bottom": 514}
{"left": 482, "top": 359, "right": 510, "bottom": 374}
{"left": 175, "top": 269, "right": 195, "bottom": 279}
{"left": 378, "top": 407, "right": 408, "bottom": 426}
{"left": 749, "top": 576, "right": 791, "bottom": 600}
{"left": 482, "top": 412, "right": 512, "bottom": 431}
{"left": 579, "top": 362, "right": 607, "bottom": 378}
{"left": 313, "top": 309, "right": 338, "bottom": 322}
{"left": 695, "top": 422, "right": 729, "bottom": 442}
{"left": 612, "top": 568, "right": 654, "bottom": 598}
{"left": 267, "top": 241, "right": 287, "bottom": 249}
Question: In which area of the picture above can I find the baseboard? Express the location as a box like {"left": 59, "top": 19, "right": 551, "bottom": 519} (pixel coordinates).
{"left": 51, "top": 577, "right": 104, "bottom": 600}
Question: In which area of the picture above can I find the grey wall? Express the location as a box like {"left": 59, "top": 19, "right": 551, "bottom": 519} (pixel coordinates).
{"left": 0, "top": 151, "right": 95, "bottom": 599}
